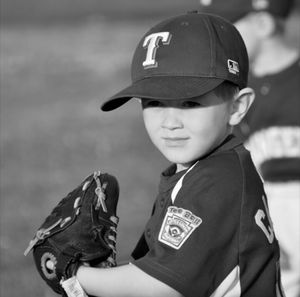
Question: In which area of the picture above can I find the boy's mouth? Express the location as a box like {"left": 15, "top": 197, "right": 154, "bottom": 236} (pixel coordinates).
{"left": 162, "top": 137, "right": 189, "bottom": 146}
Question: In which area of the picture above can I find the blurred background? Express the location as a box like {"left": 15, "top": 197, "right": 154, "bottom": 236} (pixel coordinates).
{"left": 0, "top": 0, "right": 299, "bottom": 296}
{"left": 0, "top": 0, "right": 201, "bottom": 296}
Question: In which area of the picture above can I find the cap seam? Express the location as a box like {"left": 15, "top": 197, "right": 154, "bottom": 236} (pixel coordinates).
{"left": 202, "top": 15, "right": 215, "bottom": 76}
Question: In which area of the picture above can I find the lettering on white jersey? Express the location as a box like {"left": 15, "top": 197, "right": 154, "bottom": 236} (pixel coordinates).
{"left": 158, "top": 206, "right": 202, "bottom": 249}
{"left": 142, "top": 32, "right": 171, "bottom": 69}
{"left": 246, "top": 126, "right": 300, "bottom": 169}
{"left": 255, "top": 195, "right": 275, "bottom": 244}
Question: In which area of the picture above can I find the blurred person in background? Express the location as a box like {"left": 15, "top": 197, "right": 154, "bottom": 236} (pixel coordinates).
{"left": 199, "top": 0, "right": 300, "bottom": 296}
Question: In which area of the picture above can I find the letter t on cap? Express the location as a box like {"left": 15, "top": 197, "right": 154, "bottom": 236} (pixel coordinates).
{"left": 142, "top": 32, "right": 172, "bottom": 69}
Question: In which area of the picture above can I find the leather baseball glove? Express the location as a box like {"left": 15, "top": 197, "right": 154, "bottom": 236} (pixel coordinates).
{"left": 24, "top": 171, "right": 119, "bottom": 296}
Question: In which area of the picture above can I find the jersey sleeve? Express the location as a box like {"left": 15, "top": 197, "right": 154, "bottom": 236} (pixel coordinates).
{"left": 132, "top": 149, "right": 281, "bottom": 297}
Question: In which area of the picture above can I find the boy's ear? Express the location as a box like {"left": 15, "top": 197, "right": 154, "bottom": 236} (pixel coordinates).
{"left": 229, "top": 87, "right": 255, "bottom": 126}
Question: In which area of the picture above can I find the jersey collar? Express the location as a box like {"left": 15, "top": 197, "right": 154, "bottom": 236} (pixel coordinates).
{"left": 159, "top": 134, "right": 243, "bottom": 194}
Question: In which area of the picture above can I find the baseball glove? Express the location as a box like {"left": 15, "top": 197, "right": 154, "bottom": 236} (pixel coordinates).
{"left": 24, "top": 171, "right": 119, "bottom": 296}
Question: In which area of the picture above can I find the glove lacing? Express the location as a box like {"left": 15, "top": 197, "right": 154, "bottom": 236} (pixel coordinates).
{"left": 106, "top": 216, "right": 118, "bottom": 267}
{"left": 93, "top": 171, "right": 119, "bottom": 267}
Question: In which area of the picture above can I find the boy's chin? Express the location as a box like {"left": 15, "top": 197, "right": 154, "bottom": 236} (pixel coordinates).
{"left": 162, "top": 153, "right": 196, "bottom": 169}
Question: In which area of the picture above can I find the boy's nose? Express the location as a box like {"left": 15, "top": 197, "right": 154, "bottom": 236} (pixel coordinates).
{"left": 161, "top": 108, "right": 183, "bottom": 130}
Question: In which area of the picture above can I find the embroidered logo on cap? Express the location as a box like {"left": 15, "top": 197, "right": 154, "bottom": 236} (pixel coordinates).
{"left": 227, "top": 59, "right": 240, "bottom": 75}
{"left": 158, "top": 206, "right": 202, "bottom": 249}
{"left": 142, "top": 32, "right": 172, "bottom": 69}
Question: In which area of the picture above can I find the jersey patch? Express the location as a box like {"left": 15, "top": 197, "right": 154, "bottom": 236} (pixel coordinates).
{"left": 158, "top": 206, "right": 202, "bottom": 249}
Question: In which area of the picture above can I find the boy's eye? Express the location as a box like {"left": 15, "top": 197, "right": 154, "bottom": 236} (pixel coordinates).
{"left": 181, "top": 101, "right": 201, "bottom": 108}
{"left": 142, "top": 100, "right": 163, "bottom": 108}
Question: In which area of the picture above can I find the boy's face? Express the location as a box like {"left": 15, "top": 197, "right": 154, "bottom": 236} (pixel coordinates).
{"left": 141, "top": 90, "right": 233, "bottom": 172}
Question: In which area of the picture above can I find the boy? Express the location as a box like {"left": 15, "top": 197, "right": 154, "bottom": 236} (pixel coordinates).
{"left": 76, "top": 12, "right": 284, "bottom": 297}
{"left": 199, "top": 1, "right": 300, "bottom": 296}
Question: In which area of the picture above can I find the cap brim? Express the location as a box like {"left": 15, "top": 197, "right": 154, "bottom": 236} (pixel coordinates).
{"left": 101, "top": 76, "right": 224, "bottom": 111}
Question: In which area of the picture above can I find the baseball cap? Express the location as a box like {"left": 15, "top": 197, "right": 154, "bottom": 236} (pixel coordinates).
{"left": 101, "top": 11, "right": 249, "bottom": 111}
{"left": 198, "top": 0, "right": 295, "bottom": 22}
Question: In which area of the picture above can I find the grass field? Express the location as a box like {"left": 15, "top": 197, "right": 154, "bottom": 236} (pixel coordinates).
{"left": 0, "top": 19, "right": 169, "bottom": 296}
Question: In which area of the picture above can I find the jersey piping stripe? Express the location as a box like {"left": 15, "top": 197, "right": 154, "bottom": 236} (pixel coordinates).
{"left": 210, "top": 265, "right": 241, "bottom": 297}
{"left": 171, "top": 162, "right": 199, "bottom": 203}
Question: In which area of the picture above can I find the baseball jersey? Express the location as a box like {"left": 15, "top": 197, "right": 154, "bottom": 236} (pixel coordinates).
{"left": 131, "top": 135, "right": 284, "bottom": 297}
{"left": 239, "top": 59, "right": 300, "bottom": 182}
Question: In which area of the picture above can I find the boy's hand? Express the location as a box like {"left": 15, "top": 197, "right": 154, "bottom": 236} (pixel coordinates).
{"left": 24, "top": 171, "right": 119, "bottom": 296}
